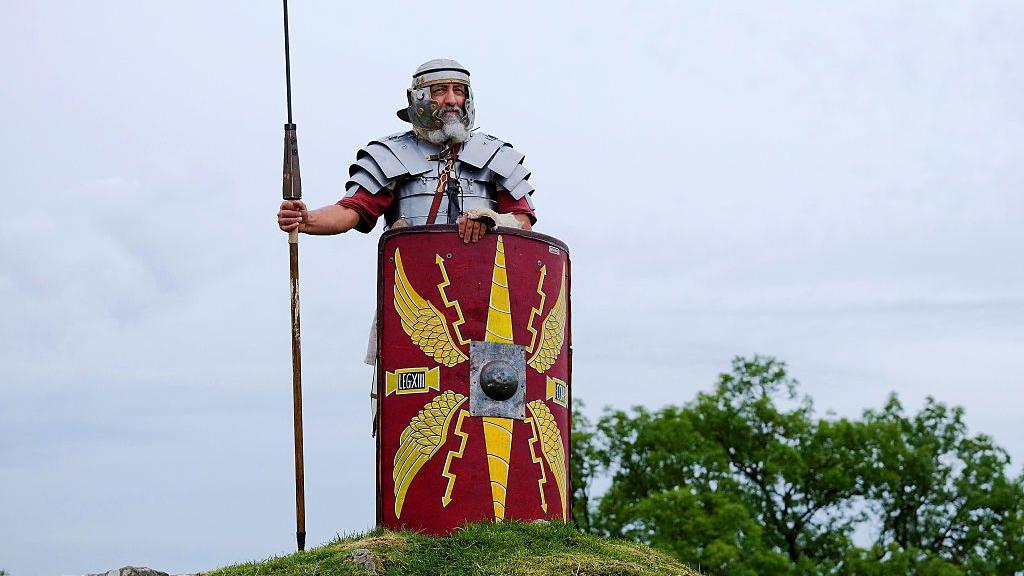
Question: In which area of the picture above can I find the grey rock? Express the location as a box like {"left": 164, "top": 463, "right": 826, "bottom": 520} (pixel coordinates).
{"left": 87, "top": 568, "right": 170, "bottom": 576}
{"left": 351, "top": 549, "right": 379, "bottom": 575}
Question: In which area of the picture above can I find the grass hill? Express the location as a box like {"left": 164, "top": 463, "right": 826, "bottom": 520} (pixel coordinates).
{"left": 207, "top": 521, "right": 700, "bottom": 576}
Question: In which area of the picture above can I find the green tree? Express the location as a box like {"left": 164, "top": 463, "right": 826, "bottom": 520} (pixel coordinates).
{"left": 570, "top": 400, "right": 601, "bottom": 532}
{"left": 852, "top": 396, "right": 1024, "bottom": 575}
{"left": 589, "top": 356, "right": 854, "bottom": 575}
{"left": 687, "top": 357, "right": 865, "bottom": 573}
{"left": 578, "top": 356, "right": 1024, "bottom": 576}
{"left": 596, "top": 401, "right": 793, "bottom": 575}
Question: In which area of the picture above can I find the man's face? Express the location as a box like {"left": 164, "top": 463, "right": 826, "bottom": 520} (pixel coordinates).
{"left": 430, "top": 83, "right": 467, "bottom": 118}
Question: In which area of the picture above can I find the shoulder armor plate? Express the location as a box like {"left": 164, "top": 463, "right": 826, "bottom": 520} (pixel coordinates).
{"left": 486, "top": 145, "right": 525, "bottom": 179}
{"left": 460, "top": 132, "right": 505, "bottom": 169}
{"left": 522, "top": 189, "right": 536, "bottom": 208}
{"left": 351, "top": 155, "right": 389, "bottom": 186}
{"left": 375, "top": 131, "right": 431, "bottom": 176}
{"left": 349, "top": 169, "right": 384, "bottom": 195}
{"left": 509, "top": 179, "right": 535, "bottom": 201}
{"left": 363, "top": 143, "right": 408, "bottom": 180}
{"left": 498, "top": 163, "right": 530, "bottom": 194}
{"left": 346, "top": 131, "right": 434, "bottom": 197}
{"left": 460, "top": 132, "right": 536, "bottom": 202}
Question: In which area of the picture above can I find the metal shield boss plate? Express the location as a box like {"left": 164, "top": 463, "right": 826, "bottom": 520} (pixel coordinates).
{"left": 376, "top": 226, "right": 571, "bottom": 534}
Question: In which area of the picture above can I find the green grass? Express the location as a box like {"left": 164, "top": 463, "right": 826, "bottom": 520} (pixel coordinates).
{"left": 207, "top": 521, "right": 700, "bottom": 576}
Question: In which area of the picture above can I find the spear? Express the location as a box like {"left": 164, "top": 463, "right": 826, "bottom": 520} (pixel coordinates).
{"left": 280, "top": 0, "right": 306, "bottom": 553}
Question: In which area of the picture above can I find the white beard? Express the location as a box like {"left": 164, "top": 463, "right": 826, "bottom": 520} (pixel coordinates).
{"left": 424, "top": 116, "right": 470, "bottom": 145}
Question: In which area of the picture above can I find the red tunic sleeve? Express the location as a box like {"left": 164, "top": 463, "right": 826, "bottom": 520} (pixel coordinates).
{"left": 498, "top": 191, "right": 537, "bottom": 225}
{"left": 339, "top": 187, "right": 535, "bottom": 231}
{"left": 337, "top": 188, "right": 394, "bottom": 233}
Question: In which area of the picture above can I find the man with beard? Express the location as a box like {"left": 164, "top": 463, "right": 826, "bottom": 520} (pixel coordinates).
{"left": 277, "top": 58, "right": 536, "bottom": 242}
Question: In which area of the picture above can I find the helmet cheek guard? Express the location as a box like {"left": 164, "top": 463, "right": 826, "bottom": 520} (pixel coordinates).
{"left": 403, "top": 87, "right": 440, "bottom": 131}
{"left": 463, "top": 87, "right": 476, "bottom": 130}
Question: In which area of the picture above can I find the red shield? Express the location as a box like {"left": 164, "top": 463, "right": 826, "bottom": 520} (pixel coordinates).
{"left": 375, "top": 225, "right": 572, "bottom": 534}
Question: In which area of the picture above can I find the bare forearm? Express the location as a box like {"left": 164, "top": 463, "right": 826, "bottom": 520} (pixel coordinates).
{"left": 302, "top": 204, "right": 361, "bottom": 235}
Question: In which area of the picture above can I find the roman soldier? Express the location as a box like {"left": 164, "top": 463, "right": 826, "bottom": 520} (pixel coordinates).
{"left": 276, "top": 58, "right": 536, "bottom": 240}
{"left": 277, "top": 59, "right": 570, "bottom": 534}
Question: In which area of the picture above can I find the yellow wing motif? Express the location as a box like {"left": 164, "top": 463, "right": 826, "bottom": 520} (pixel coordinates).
{"left": 393, "top": 391, "right": 467, "bottom": 518}
{"left": 527, "top": 263, "right": 567, "bottom": 373}
{"left": 394, "top": 249, "right": 469, "bottom": 367}
{"left": 527, "top": 400, "right": 568, "bottom": 520}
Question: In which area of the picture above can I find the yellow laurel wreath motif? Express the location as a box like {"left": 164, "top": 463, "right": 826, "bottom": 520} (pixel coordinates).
{"left": 393, "top": 249, "right": 468, "bottom": 367}
{"left": 527, "top": 263, "right": 567, "bottom": 373}
{"left": 527, "top": 400, "right": 568, "bottom": 520}
{"left": 393, "top": 390, "right": 467, "bottom": 518}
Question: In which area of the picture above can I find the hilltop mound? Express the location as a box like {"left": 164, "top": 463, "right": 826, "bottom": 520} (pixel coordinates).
{"left": 207, "top": 521, "right": 699, "bottom": 576}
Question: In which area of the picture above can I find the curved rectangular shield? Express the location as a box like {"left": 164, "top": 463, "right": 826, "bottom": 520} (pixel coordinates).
{"left": 375, "top": 225, "right": 572, "bottom": 534}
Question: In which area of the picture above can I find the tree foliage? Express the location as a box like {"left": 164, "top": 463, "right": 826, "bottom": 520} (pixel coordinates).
{"left": 572, "top": 356, "right": 1024, "bottom": 576}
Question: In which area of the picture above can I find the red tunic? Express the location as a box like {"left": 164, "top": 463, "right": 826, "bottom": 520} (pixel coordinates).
{"left": 338, "top": 188, "right": 536, "bottom": 233}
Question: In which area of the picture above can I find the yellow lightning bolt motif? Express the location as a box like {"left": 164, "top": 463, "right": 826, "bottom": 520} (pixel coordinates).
{"left": 435, "top": 254, "right": 470, "bottom": 346}
{"left": 440, "top": 409, "right": 469, "bottom": 508}
{"left": 525, "top": 264, "right": 548, "bottom": 354}
{"left": 527, "top": 416, "right": 549, "bottom": 513}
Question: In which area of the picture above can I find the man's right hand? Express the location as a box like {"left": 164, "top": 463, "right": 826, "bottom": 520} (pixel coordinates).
{"left": 278, "top": 200, "right": 308, "bottom": 233}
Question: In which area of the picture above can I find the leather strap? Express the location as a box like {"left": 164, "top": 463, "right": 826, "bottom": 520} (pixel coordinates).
{"left": 426, "top": 143, "right": 461, "bottom": 225}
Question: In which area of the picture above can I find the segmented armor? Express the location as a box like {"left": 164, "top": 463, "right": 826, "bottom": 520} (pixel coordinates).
{"left": 343, "top": 130, "right": 535, "bottom": 228}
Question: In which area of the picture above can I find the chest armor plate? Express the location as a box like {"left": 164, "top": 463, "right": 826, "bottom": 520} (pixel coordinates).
{"left": 385, "top": 162, "right": 498, "bottom": 228}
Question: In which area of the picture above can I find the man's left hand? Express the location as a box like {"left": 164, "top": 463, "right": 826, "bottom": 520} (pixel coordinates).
{"left": 458, "top": 214, "right": 489, "bottom": 244}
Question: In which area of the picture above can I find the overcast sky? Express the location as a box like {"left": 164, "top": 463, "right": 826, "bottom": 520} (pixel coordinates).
{"left": 2, "top": 1, "right": 1022, "bottom": 575}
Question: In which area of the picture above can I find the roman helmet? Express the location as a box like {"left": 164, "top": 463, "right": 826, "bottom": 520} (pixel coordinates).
{"left": 397, "top": 58, "right": 475, "bottom": 134}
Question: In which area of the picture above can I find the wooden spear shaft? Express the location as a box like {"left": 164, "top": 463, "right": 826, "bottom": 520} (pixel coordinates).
{"left": 281, "top": 0, "right": 306, "bottom": 553}
{"left": 289, "top": 226, "right": 305, "bottom": 553}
